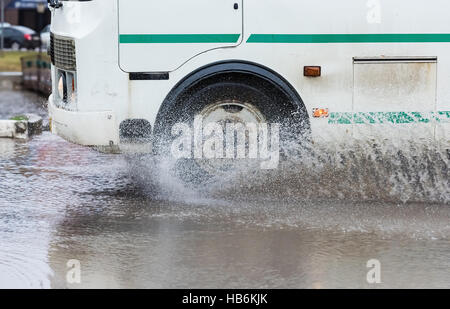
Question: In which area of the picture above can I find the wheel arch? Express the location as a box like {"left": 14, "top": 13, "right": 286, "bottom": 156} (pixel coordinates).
{"left": 153, "top": 60, "right": 309, "bottom": 136}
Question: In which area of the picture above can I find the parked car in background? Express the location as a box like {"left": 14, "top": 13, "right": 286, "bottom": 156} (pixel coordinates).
{"left": 40, "top": 25, "right": 51, "bottom": 50}
{"left": 0, "top": 25, "right": 41, "bottom": 50}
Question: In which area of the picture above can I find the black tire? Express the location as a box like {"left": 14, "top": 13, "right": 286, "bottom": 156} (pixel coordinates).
{"left": 154, "top": 74, "right": 310, "bottom": 184}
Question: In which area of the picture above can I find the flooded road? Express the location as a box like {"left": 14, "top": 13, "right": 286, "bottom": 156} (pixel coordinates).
{"left": 0, "top": 90, "right": 449, "bottom": 288}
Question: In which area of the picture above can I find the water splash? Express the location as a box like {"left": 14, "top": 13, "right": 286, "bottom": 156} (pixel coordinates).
{"left": 128, "top": 140, "right": 449, "bottom": 204}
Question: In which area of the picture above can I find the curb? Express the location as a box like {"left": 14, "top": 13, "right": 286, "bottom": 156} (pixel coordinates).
{"left": 0, "top": 114, "right": 43, "bottom": 139}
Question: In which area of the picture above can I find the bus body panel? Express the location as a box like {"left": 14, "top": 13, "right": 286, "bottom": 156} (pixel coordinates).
{"left": 48, "top": 0, "right": 450, "bottom": 148}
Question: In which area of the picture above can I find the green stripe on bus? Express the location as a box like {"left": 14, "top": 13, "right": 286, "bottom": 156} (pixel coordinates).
{"left": 247, "top": 34, "right": 450, "bottom": 43}
{"left": 120, "top": 33, "right": 450, "bottom": 44}
{"left": 119, "top": 34, "right": 241, "bottom": 44}
{"left": 328, "top": 112, "right": 450, "bottom": 124}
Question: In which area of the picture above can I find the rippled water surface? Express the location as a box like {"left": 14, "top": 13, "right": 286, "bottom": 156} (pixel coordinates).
{"left": 0, "top": 90, "right": 47, "bottom": 120}
{"left": 0, "top": 90, "right": 449, "bottom": 288}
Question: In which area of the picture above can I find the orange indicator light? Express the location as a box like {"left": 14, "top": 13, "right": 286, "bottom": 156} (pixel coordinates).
{"left": 304, "top": 66, "right": 321, "bottom": 77}
{"left": 313, "top": 108, "right": 329, "bottom": 118}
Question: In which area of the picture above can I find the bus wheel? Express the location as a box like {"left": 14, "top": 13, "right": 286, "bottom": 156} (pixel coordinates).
{"left": 155, "top": 75, "right": 310, "bottom": 184}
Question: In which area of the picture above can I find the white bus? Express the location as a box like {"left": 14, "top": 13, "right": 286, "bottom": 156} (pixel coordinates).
{"left": 48, "top": 0, "right": 449, "bottom": 170}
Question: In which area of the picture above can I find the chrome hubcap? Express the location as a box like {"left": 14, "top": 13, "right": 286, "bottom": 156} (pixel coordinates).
{"left": 195, "top": 101, "right": 266, "bottom": 174}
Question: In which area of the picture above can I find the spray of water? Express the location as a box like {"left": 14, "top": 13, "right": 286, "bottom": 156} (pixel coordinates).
{"left": 126, "top": 139, "right": 449, "bottom": 205}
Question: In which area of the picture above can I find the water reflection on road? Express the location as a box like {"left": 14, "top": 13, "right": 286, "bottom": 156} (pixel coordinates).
{"left": 0, "top": 91, "right": 449, "bottom": 288}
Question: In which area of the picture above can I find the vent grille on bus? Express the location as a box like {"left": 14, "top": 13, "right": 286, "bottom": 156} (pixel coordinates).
{"left": 49, "top": 33, "right": 76, "bottom": 71}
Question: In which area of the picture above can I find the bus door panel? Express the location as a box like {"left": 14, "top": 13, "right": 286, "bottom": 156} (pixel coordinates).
{"left": 118, "top": 0, "right": 243, "bottom": 72}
